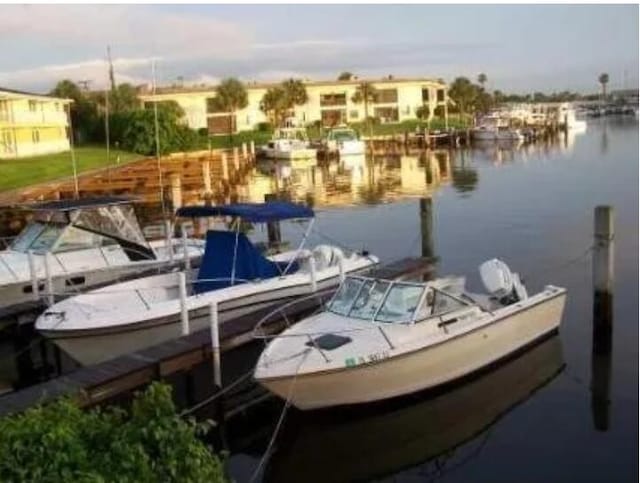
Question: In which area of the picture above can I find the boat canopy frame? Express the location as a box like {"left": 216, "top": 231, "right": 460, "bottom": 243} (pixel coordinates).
{"left": 176, "top": 201, "right": 316, "bottom": 283}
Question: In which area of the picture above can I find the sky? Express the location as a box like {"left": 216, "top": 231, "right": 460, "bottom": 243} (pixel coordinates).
{"left": 0, "top": 4, "right": 638, "bottom": 94}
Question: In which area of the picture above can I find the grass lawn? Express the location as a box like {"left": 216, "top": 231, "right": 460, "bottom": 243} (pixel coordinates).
{"left": 0, "top": 146, "right": 143, "bottom": 193}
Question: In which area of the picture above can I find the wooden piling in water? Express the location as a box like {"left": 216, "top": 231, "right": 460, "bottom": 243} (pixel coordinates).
{"left": 221, "top": 152, "right": 229, "bottom": 180}
{"left": 170, "top": 174, "right": 182, "bottom": 210}
{"left": 591, "top": 205, "right": 614, "bottom": 431}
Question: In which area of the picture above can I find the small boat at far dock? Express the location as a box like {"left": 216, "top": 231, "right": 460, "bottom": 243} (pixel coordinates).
{"left": 254, "top": 258, "right": 566, "bottom": 410}
{"left": 322, "top": 127, "right": 366, "bottom": 156}
{"left": 260, "top": 127, "right": 317, "bottom": 160}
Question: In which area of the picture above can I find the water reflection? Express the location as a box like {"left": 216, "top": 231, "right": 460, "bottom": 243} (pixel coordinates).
{"left": 263, "top": 335, "right": 564, "bottom": 483}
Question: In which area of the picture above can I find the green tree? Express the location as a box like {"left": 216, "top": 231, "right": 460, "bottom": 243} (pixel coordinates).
{"left": 260, "top": 86, "right": 287, "bottom": 127}
{"left": 598, "top": 72, "right": 609, "bottom": 100}
{"left": 210, "top": 78, "right": 249, "bottom": 140}
{"left": 0, "top": 383, "right": 226, "bottom": 482}
{"left": 477, "top": 73, "right": 487, "bottom": 88}
{"left": 448, "top": 77, "right": 477, "bottom": 118}
{"left": 260, "top": 79, "right": 308, "bottom": 127}
{"left": 351, "top": 81, "right": 378, "bottom": 137}
{"left": 111, "top": 83, "right": 140, "bottom": 112}
{"left": 338, "top": 71, "right": 354, "bottom": 81}
{"left": 50, "top": 79, "right": 99, "bottom": 143}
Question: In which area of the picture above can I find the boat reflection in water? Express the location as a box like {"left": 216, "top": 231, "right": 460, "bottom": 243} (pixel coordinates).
{"left": 263, "top": 334, "right": 564, "bottom": 483}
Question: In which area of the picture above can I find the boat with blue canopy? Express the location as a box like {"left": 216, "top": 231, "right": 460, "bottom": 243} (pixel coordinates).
{"left": 36, "top": 201, "right": 379, "bottom": 366}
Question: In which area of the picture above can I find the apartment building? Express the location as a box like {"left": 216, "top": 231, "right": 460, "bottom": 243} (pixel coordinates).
{"left": 0, "top": 88, "right": 72, "bottom": 159}
{"left": 139, "top": 77, "right": 449, "bottom": 135}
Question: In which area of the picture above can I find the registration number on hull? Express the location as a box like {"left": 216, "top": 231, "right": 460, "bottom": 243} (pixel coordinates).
{"left": 345, "top": 350, "right": 390, "bottom": 367}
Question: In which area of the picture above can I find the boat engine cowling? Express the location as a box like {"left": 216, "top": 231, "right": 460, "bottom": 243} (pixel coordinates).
{"left": 479, "top": 258, "right": 528, "bottom": 304}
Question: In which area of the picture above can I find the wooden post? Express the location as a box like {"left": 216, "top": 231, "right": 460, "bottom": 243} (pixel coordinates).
{"left": 593, "top": 206, "right": 614, "bottom": 295}
{"left": 178, "top": 272, "right": 189, "bottom": 335}
{"left": 233, "top": 147, "right": 240, "bottom": 171}
{"left": 250, "top": 140, "right": 255, "bottom": 157}
{"left": 264, "top": 193, "right": 282, "bottom": 248}
{"left": 591, "top": 205, "right": 614, "bottom": 431}
{"left": 209, "top": 301, "right": 221, "bottom": 390}
{"left": 420, "top": 197, "right": 434, "bottom": 260}
{"left": 241, "top": 142, "right": 248, "bottom": 160}
{"left": 202, "top": 159, "right": 212, "bottom": 196}
{"left": 170, "top": 174, "right": 182, "bottom": 210}
{"left": 27, "top": 250, "right": 39, "bottom": 301}
{"left": 221, "top": 152, "right": 229, "bottom": 180}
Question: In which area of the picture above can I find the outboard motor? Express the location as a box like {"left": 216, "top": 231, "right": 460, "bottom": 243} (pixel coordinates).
{"left": 479, "top": 258, "right": 528, "bottom": 305}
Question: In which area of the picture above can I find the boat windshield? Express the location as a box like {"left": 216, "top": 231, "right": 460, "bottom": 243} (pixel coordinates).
{"left": 328, "top": 276, "right": 470, "bottom": 323}
{"left": 11, "top": 222, "right": 66, "bottom": 253}
{"left": 328, "top": 277, "right": 427, "bottom": 323}
{"left": 328, "top": 130, "right": 357, "bottom": 142}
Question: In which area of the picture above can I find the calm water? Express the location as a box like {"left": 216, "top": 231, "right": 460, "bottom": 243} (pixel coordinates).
{"left": 0, "top": 118, "right": 637, "bottom": 481}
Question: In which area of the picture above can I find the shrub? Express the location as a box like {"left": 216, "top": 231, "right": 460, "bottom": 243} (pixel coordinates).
{"left": 0, "top": 383, "right": 226, "bottom": 482}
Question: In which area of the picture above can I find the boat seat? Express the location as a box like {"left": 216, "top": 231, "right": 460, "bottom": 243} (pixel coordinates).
{"left": 194, "top": 230, "right": 298, "bottom": 294}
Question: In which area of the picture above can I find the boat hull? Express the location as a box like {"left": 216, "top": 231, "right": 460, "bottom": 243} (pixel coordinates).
{"left": 41, "top": 265, "right": 374, "bottom": 366}
{"left": 258, "top": 291, "right": 566, "bottom": 410}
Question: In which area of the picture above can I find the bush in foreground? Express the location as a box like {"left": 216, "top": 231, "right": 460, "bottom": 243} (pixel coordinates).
{"left": 0, "top": 383, "right": 225, "bottom": 482}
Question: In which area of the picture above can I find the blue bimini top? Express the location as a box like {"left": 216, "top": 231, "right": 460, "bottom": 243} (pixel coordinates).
{"left": 175, "top": 201, "right": 314, "bottom": 223}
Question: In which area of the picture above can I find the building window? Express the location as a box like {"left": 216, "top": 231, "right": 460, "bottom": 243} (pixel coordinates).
{"left": 320, "top": 93, "right": 347, "bottom": 107}
{"left": 437, "top": 89, "right": 445, "bottom": 102}
{"left": 422, "top": 88, "right": 430, "bottom": 103}
{"left": 29, "top": 100, "right": 37, "bottom": 112}
{"left": 1, "top": 130, "right": 13, "bottom": 154}
{"left": 349, "top": 110, "right": 359, "bottom": 120}
{"left": 32, "top": 130, "right": 40, "bottom": 143}
{"left": 321, "top": 109, "right": 347, "bottom": 127}
{"left": 374, "top": 89, "right": 398, "bottom": 104}
{"left": 374, "top": 106, "right": 399, "bottom": 123}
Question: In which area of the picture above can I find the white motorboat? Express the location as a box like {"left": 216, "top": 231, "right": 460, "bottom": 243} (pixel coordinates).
{"left": 472, "top": 125, "right": 524, "bottom": 142}
{"left": 324, "top": 127, "right": 366, "bottom": 156}
{"left": 0, "top": 197, "right": 204, "bottom": 318}
{"left": 260, "top": 128, "right": 317, "bottom": 160}
{"left": 254, "top": 258, "right": 566, "bottom": 410}
{"left": 36, "top": 201, "right": 378, "bottom": 366}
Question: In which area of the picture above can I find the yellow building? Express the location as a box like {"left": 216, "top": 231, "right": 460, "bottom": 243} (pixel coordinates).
{"left": 0, "top": 88, "right": 72, "bottom": 159}
{"left": 139, "top": 77, "right": 448, "bottom": 135}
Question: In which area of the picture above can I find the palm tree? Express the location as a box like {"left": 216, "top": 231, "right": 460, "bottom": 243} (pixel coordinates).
{"left": 211, "top": 78, "right": 248, "bottom": 141}
{"left": 351, "top": 81, "right": 377, "bottom": 138}
{"left": 281, "top": 78, "right": 308, "bottom": 123}
{"left": 477, "top": 73, "right": 487, "bottom": 88}
{"left": 260, "top": 86, "right": 287, "bottom": 127}
{"left": 598, "top": 73, "right": 609, "bottom": 101}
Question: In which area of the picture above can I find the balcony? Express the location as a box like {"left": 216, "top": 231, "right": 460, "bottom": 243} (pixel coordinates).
{"left": 9, "top": 111, "right": 68, "bottom": 126}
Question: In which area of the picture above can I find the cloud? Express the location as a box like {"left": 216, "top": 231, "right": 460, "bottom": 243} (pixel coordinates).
{"left": 0, "top": 5, "right": 251, "bottom": 60}
{"left": 0, "top": 57, "right": 156, "bottom": 91}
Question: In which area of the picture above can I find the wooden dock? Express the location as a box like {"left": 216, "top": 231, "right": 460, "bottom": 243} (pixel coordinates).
{"left": 0, "top": 257, "right": 433, "bottom": 417}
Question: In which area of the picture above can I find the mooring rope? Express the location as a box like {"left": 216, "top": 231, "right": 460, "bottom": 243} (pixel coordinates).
{"left": 249, "top": 349, "right": 310, "bottom": 483}
{"left": 179, "top": 369, "right": 255, "bottom": 417}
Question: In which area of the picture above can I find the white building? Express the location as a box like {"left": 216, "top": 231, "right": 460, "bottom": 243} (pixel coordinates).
{"left": 138, "top": 77, "right": 449, "bottom": 135}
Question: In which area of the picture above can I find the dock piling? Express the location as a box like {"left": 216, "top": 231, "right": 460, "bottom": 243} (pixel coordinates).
{"left": 178, "top": 272, "right": 189, "bottom": 336}
{"left": 591, "top": 205, "right": 614, "bottom": 431}
{"left": 250, "top": 141, "right": 255, "bottom": 158}
{"left": 242, "top": 142, "right": 248, "bottom": 160}
{"left": 209, "top": 301, "right": 221, "bottom": 389}
{"left": 221, "top": 152, "right": 229, "bottom": 180}
{"left": 170, "top": 174, "right": 182, "bottom": 210}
